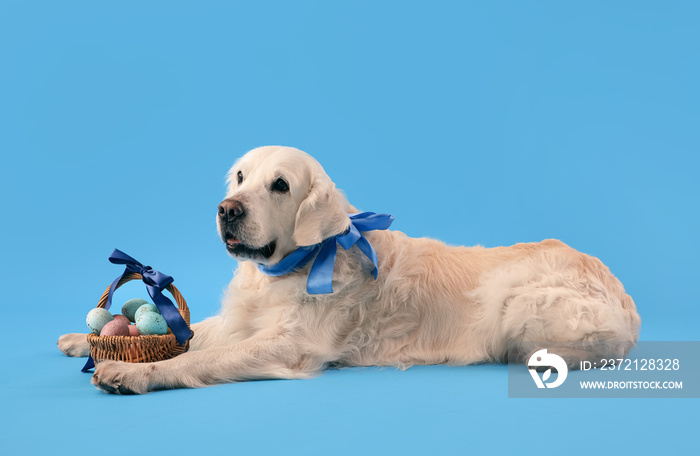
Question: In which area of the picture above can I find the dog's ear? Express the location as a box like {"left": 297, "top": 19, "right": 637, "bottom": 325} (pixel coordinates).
{"left": 293, "top": 174, "right": 350, "bottom": 247}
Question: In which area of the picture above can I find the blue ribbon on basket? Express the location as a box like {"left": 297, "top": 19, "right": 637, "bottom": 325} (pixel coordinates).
{"left": 258, "top": 212, "right": 394, "bottom": 294}
{"left": 81, "top": 249, "right": 193, "bottom": 372}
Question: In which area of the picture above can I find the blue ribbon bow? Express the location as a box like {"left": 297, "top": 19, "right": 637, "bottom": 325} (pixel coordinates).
{"left": 258, "top": 212, "right": 394, "bottom": 294}
{"left": 81, "top": 249, "right": 193, "bottom": 372}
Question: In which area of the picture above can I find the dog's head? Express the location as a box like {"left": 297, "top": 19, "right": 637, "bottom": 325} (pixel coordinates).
{"left": 217, "top": 146, "right": 351, "bottom": 265}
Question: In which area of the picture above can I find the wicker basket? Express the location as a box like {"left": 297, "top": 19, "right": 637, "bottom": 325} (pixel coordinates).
{"left": 87, "top": 272, "right": 192, "bottom": 364}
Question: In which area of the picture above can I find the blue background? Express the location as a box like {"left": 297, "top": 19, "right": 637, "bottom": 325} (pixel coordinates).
{"left": 1, "top": 1, "right": 698, "bottom": 454}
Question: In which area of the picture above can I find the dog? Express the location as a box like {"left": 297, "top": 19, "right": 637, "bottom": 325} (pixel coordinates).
{"left": 58, "top": 145, "right": 641, "bottom": 394}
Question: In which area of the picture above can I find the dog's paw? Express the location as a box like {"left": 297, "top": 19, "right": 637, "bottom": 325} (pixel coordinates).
{"left": 92, "top": 360, "right": 155, "bottom": 395}
{"left": 57, "top": 333, "right": 91, "bottom": 357}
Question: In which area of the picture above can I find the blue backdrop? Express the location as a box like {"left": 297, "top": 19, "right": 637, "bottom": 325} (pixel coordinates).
{"left": 1, "top": 1, "right": 698, "bottom": 455}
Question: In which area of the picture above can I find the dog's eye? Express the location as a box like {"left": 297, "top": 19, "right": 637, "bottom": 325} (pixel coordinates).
{"left": 271, "top": 178, "right": 289, "bottom": 193}
{"left": 237, "top": 171, "right": 243, "bottom": 184}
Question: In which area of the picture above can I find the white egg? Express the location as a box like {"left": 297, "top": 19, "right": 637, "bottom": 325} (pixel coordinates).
{"left": 86, "top": 308, "right": 114, "bottom": 334}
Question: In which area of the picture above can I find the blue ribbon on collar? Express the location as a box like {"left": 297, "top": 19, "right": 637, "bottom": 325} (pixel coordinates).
{"left": 258, "top": 212, "right": 394, "bottom": 294}
{"left": 82, "top": 249, "right": 193, "bottom": 372}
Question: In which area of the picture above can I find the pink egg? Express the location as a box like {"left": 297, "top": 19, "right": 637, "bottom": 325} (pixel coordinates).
{"left": 128, "top": 325, "right": 140, "bottom": 336}
{"left": 100, "top": 319, "right": 129, "bottom": 336}
{"left": 112, "top": 314, "right": 130, "bottom": 325}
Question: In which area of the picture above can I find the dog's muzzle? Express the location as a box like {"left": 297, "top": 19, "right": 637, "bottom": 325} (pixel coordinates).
{"left": 218, "top": 198, "right": 246, "bottom": 224}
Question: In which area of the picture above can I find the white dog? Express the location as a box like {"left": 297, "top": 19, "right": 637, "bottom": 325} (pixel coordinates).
{"left": 58, "top": 146, "right": 641, "bottom": 394}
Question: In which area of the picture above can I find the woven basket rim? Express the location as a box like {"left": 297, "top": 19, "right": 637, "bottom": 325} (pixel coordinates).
{"left": 87, "top": 333, "right": 177, "bottom": 341}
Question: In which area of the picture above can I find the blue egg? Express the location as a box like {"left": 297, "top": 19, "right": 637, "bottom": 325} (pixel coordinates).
{"left": 86, "top": 308, "right": 114, "bottom": 334}
{"left": 134, "top": 303, "right": 160, "bottom": 322}
{"left": 136, "top": 311, "right": 168, "bottom": 336}
{"left": 122, "top": 298, "right": 149, "bottom": 323}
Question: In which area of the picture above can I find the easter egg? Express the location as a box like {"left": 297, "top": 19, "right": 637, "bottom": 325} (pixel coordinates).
{"left": 100, "top": 319, "right": 129, "bottom": 337}
{"left": 86, "top": 308, "right": 114, "bottom": 335}
{"left": 112, "top": 314, "right": 131, "bottom": 326}
{"left": 128, "top": 324, "right": 140, "bottom": 336}
{"left": 134, "top": 303, "right": 160, "bottom": 322}
{"left": 136, "top": 311, "right": 168, "bottom": 336}
{"left": 122, "top": 298, "right": 150, "bottom": 322}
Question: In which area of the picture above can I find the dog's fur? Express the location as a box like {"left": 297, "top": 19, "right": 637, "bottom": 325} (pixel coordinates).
{"left": 58, "top": 146, "right": 641, "bottom": 394}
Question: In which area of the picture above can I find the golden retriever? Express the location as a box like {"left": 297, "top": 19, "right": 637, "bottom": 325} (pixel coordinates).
{"left": 58, "top": 145, "right": 641, "bottom": 394}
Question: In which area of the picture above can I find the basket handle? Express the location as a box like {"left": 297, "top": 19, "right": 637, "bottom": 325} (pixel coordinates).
{"left": 96, "top": 272, "right": 191, "bottom": 326}
{"left": 100, "top": 249, "right": 193, "bottom": 346}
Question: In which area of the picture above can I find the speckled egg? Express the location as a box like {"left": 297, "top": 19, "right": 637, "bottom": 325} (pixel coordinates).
{"left": 99, "top": 319, "right": 129, "bottom": 336}
{"left": 122, "top": 298, "right": 150, "bottom": 322}
{"left": 86, "top": 308, "right": 114, "bottom": 334}
{"left": 112, "top": 314, "right": 131, "bottom": 326}
{"left": 128, "top": 324, "right": 140, "bottom": 336}
{"left": 134, "top": 303, "right": 160, "bottom": 322}
{"left": 136, "top": 311, "right": 168, "bottom": 336}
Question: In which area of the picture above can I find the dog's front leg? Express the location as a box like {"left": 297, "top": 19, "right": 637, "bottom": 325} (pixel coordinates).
{"left": 91, "top": 334, "right": 322, "bottom": 394}
{"left": 57, "top": 333, "right": 91, "bottom": 357}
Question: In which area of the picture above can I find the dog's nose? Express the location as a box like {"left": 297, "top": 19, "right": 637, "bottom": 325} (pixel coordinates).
{"left": 218, "top": 199, "right": 245, "bottom": 220}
